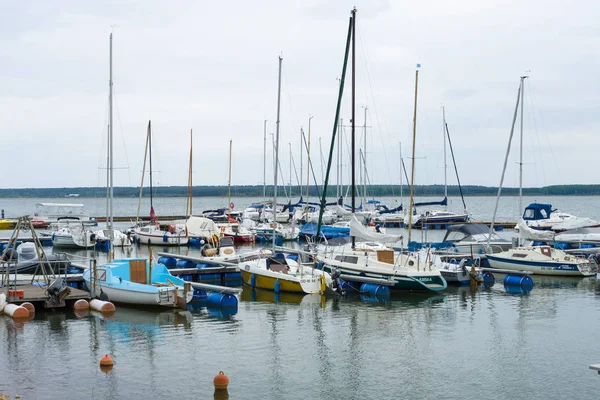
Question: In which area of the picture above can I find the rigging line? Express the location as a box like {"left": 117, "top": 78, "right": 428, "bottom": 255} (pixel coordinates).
{"left": 300, "top": 129, "right": 323, "bottom": 199}
{"left": 270, "top": 133, "right": 290, "bottom": 200}
{"left": 527, "top": 79, "right": 551, "bottom": 186}
{"left": 112, "top": 90, "right": 132, "bottom": 186}
{"left": 444, "top": 121, "right": 467, "bottom": 211}
{"left": 281, "top": 63, "right": 299, "bottom": 151}
{"left": 356, "top": 20, "right": 396, "bottom": 198}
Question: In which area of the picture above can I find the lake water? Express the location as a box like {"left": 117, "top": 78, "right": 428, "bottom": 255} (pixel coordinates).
{"left": 2, "top": 196, "right": 600, "bottom": 399}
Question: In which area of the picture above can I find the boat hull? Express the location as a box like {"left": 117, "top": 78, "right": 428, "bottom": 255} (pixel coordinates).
{"left": 240, "top": 264, "right": 328, "bottom": 294}
{"left": 134, "top": 232, "right": 189, "bottom": 246}
{"left": 486, "top": 255, "right": 596, "bottom": 277}
{"left": 52, "top": 234, "right": 95, "bottom": 249}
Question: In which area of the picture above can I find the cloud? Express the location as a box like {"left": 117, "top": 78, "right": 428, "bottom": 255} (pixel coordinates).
{"left": 0, "top": 0, "right": 599, "bottom": 190}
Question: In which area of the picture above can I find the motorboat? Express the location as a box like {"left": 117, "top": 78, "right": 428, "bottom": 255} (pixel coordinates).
{"left": 440, "top": 223, "right": 512, "bottom": 254}
{"left": 51, "top": 220, "right": 97, "bottom": 249}
{"left": 0, "top": 242, "right": 70, "bottom": 275}
{"left": 486, "top": 245, "right": 597, "bottom": 277}
{"left": 520, "top": 203, "right": 600, "bottom": 232}
{"left": 133, "top": 223, "right": 188, "bottom": 246}
{"left": 405, "top": 209, "right": 469, "bottom": 228}
{"left": 32, "top": 202, "right": 96, "bottom": 226}
{"left": 82, "top": 258, "right": 193, "bottom": 308}
{"left": 417, "top": 248, "right": 483, "bottom": 285}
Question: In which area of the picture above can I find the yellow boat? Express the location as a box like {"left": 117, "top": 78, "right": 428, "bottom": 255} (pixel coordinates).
{"left": 0, "top": 219, "right": 13, "bottom": 230}
{"left": 240, "top": 257, "right": 332, "bottom": 295}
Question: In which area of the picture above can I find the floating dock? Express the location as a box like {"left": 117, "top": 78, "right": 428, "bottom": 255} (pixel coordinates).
{"left": 3, "top": 284, "right": 90, "bottom": 309}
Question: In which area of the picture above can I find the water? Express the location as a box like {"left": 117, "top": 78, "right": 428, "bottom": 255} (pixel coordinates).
{"left": 2, "top": 196, "right": 600, "bottom": 399}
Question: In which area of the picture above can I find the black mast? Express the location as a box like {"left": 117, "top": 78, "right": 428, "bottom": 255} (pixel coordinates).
{"left": 351, "top": 7, "right": 356, "bottom": 250}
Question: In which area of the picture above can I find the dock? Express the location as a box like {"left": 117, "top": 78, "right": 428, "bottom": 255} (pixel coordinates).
{"left": 3, "top": 283, "right": 90, "bottom": 309}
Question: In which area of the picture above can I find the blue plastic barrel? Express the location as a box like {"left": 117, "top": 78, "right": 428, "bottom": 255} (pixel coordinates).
{"left": 196, "top": 263, "right": 210, "bottom": 269}
{"left": 504, "top": 283, "right": 532, "bottom": 295}
{"left": 198, "top": 273, "right": 220, "bottom": 281}
{"left": 175, "top": 260, "right": 195, "bottom": 269}
{"left": 275, "top": 237, "right": 283, "bottom": 246}
{"left": 226, "top": 272, "right": 242, "bottom": 280}
{"left": 206, "top": 292, "right": 238, "bottom": 308}
{"left": 286, "top": 254, "right": 299, "bottom": 262}
{"left": 192, "top": 288, "right": 207, "bottom": 301}
{"left": 503, "top": 274, "right": 534, "bottom": 287}
{"left": 158, "top": 257, "right": 177, "bottom": 267}
{"left": 482, "top": 271, "right": 495, "bottom": 286}
{"left": 359, "top": 283, "right": 390, "bottom": 296}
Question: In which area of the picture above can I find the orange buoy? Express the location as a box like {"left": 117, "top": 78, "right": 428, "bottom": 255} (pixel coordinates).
{"left": 73, "top": 299, "right": 90, "bottom": 311}
{"left": 90, "top": 299, "right": 116, "bottom": 314}
{"left": 3, "top": 304, "right": 29, "bottom": 320}
{"left": 100, "top": 354, "right": 114, "bottom": 367}
{"left": 214, "top": 371, "right": 229, "bottom": 390}
{"left": 20, "top": 302, "right": 35, "bottom": 314}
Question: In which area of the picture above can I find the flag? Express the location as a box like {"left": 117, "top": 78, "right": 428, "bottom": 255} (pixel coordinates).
{"left": 150, "top": 205, "right": 157, "bottom": 222}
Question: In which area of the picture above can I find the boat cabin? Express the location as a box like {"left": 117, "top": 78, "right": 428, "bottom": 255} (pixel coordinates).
{"left": 442, "top": 224, "right": 504, "bottom": 243}
{"left": 522, "top": 203, "right": 555, "bottom": 221}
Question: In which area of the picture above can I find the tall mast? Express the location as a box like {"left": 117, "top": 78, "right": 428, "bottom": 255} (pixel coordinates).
{"left": 443, "top": 106, "right": 447, "bottom": 210}
{"left": 186, "top": 129, "right": 193, "bottom": 218}
{"left": 272, "top": 55, "right": 283, "bottom": 248}
{"left": 519, "top": 75, "right": 527, "bottom": 216}
{"left": 363, "top": 106, "right": 367, "bottom": 206}
{"left": 299, "top": 128, "right": 303, "bottom": 200}
{"left": 337, "top": 118, "right": 342, "bottom": 198}
{"left": 149, "top": 120, "right": 154, "bottom": 215}
{"left": 263, "top": 120, "right": 267, "bottom": 200}
{"left": 289, "top": 142, "right": 292, "bottom": 199}
{"left": 407, "top": 65, "right": 420, "bottom": 244}
{"left": 351, "top": 7, "right": 356, "bottom": 249}
{"left": 136, "top": 123, "right": 150, "bottom": 223}
{"left": 108, "top": 32, "right": 114, "bottom": 257}
{"left": 306, "top": 117, "right": 313, "bottom": 212}
{"left": 399, "top": 142, "right": 403, "bottom": 208}
{"left": 228, "top": 139, "right": 232, "bottom": 217}
{"left": 105, "top": 123, "right": 109, "bottom": 229}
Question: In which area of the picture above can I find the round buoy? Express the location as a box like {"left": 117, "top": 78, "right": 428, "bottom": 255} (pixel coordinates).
{"left": 3, "top": 304, "right": 29, "bottom": 320}
{"left": 100, "top": 354, "right": 114, "bottom": 367}
{"left": 214, "top": 371, "right": 229, "bottom": 390}
{"left": 90, "top": 299, "right": 116, "bottom": 314}
{"left": 20, "top": 302, "right": 35, "bottom": 314}
{"left": 73, "top": 299, "right": 90, "bottom": 311}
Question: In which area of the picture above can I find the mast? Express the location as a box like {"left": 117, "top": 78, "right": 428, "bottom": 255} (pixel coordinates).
{"left": 363, "top": 106, "right": 367, "bottom": 207}
{"left": 315, "top": 8, "right": 353, "bottom": 240}
{"left": 272, "top": 55, "right": 283, "bottom": 248}
{"left": 300, "top": 128, "right": 303, "bottom": 200}
{"left": 399, "top": 142, "right": 403, "bottom": 208}
{"left": 519, "top": 75, "right": 527, "bottom": 216}
{"left": 337, "top": 118, "right": 342, "bottom": 198}
{"left": 227, "top": 139, "right": 232, "bottom": 217}
{"left": 443, "top": 106, "right": 447, "bottom": 210}
{"left": 407, "top": 65, "right": 420, "bottom": 244}
{"left": 263, "top": 120, "right": 267, "bottom": 200}
{"left": 149, "top": 120, "right": 154, "bottom": 220}
{"left": 108, "top": 32, "right": 114, "bottom": 259}
{"left": 289, "top": 142, "right": 292, "bottom": 199}
{"left": 305, "top": 117, "right": 313, "bottom": 214}
{"left": 136, "top": 123, "right": 150, "bottom": 223}
{"left": 105, "top": 123, "right": 109, "bottom": 230}
{"left": 186, "top": 129, "right": 193, "bottom": 218}
{"left": 351, "top": 7, "right": 356, "bottom": 249}
{"left": 487, "top": 79, "right": 522, "bottom": 248}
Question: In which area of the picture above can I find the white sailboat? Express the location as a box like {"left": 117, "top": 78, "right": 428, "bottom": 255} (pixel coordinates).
{"left": 486, "top": 76, "right": 598, "bottom": 277}
{"left": 132, "top": 121, "right": 188, "bottom": 246}
{"left": 240, "top": 56, "right": 333, "bottom": 295}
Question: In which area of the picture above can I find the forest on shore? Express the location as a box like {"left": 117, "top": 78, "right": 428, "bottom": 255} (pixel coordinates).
{"left": 1, "top": 184, "right": 599, "bottom": 198}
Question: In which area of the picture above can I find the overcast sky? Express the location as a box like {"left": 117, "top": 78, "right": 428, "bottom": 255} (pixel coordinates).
{"left": 1, "top": 0, "right": 598, "bottom": 190}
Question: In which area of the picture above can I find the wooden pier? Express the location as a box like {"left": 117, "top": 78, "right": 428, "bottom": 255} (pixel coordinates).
{"left": 3, "top": 284, "right": 90, "bottom": 309}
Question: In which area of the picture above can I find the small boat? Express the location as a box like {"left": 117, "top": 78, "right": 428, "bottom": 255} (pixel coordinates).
{"left": 406, "top": 209, "right": 470, "bottom": 228}
{"left": 418, "top": 249, "right": 483, "bottom": 285}
{"left": 254, "top": 222, "right": 299, "bottom": 241}
{"left": 32, "top": 202, "right": 95, "bottom": 225}
{"left": 521, "top": 203, "right": 600, "bottom": 232}
{"left": 83, "top": 258, "right": 193, "bottom": 308}
{"left": 133, "top": 223, "right": 188, "bottom": 246}
{"left": 0, "top": 242, "right": 70, "bottom": 275}
{"left": 241, "top": 253, "right": 333, "bottom": 294}
{"left": 439, "top": 223, "right": 512, "bottom": 254}
{"left": 486, "top": 246, "right": 597, "bottom": 277}
{"left": 0, "top": 219, "right": 12, "bottom": 230}
{"left": 51, "top": 221, "right": 96, "bottom": 249}
{"left": 93, "top": 229, "right": 133, "bottom": 247}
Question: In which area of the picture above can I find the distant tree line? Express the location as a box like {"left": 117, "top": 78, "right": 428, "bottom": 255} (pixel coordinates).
{"left": 1, "top": 184, "right": 600, "bottom": 198}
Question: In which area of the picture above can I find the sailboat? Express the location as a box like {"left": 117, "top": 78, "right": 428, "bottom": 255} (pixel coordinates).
{"left": 485, "top": 77, "right": 597, "bottom": 277}
{"left": 132, "top": 121, "right": 188, "bottom": 246}
{"left": 404, "top": 107, "right": 469, "bottom": 228}
{"left": 315, "top": 10, "right": 447, "bottom": 292}
{"left": 240, "top": 56, "right": 333, "bottom": 295}
{"left": 83, "top": 33, "right": 193, "bottom": 308}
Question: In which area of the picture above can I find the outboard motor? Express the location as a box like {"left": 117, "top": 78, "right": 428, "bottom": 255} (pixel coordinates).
{"left": 46, "top": 277, "right": 71, "bottom": 307}
{"left": 591, "top": 253, "right": 600, "bottom": 266}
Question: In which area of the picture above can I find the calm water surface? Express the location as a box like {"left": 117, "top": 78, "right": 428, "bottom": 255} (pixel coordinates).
{"left": 2, "top": 196, "right": 600, "bottom": 399}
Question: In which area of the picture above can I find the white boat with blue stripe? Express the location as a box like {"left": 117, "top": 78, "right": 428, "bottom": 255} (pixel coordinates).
{"left": 486, "top": 246, "right": 597, "bottom": 277}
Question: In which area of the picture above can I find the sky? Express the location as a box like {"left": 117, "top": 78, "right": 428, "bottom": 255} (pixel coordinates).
{"left": 1, "top": 0, "right": 599, "bottom": 190}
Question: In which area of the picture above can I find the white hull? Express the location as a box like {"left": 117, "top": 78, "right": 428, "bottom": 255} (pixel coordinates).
{"left": 52, "top": 234, "right": 94, "bottom": 248}
{"left": 135, "top": 232, "right": 189, "bottom": 246}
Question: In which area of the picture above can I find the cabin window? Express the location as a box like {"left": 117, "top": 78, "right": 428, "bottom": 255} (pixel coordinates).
{"left": 512, "top": 253, "right": 528, "bottom": 258}
{"left": 141, "top": 227, "right": 149, "bottom": 233}
{"left": 540, "top": 209, "right": 548, "bottom": 218}
{"left": 96, "top": 269, "right": 107, "bottom": 281}
{"left": 334, "top": 255, "right": 358, "bottom": 264}
{"left": 524, "top": 209, "right": 535, "bottom": 219}
{"left": 445, "top": 231, "right": 467, "bottom": 242}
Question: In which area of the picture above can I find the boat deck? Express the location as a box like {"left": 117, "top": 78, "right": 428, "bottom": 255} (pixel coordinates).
{"left": 3, "top": 284, "right": 90, "bottom": 308}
